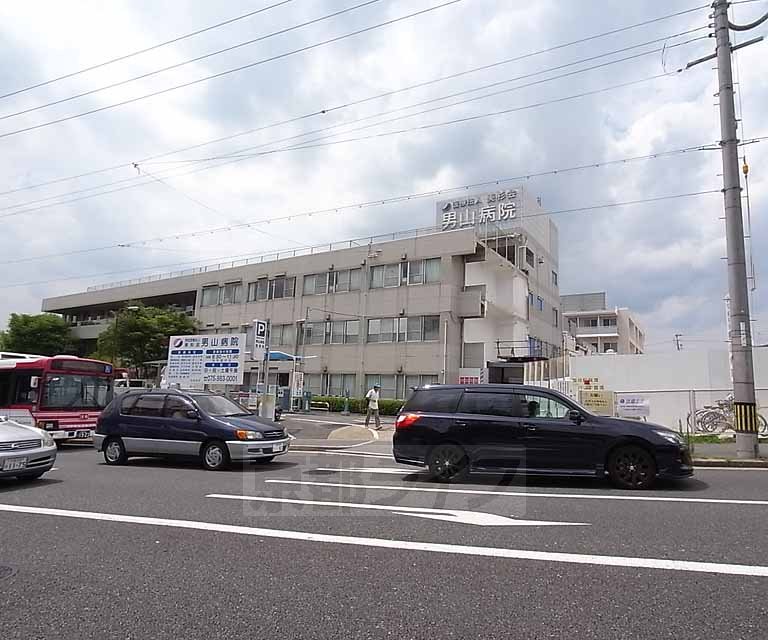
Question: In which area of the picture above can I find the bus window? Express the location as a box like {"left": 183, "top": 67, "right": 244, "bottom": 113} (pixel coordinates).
{"left": 13, "top": 371, "right": 42, "bottom": 405}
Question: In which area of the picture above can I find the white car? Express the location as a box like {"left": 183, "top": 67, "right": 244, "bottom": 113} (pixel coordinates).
{"left": 0, "top": 417, "right": 57, "bottom": 481}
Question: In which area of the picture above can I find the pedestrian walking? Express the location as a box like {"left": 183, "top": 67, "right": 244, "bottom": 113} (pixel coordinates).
{"left": 365, "top": 384, "right": 381, "bottom": 429}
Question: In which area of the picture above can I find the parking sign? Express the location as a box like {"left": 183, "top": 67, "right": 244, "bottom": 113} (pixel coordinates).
{"left": 253, "top": 319, "right": 268, "bottom": 361}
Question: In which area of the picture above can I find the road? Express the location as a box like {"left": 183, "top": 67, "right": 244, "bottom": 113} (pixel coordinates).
{"left": 0, "top": 428, "right": 766, "bottom": 639}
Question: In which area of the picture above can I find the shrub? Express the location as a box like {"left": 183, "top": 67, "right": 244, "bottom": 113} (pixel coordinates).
{"left": 310, "top": 396, "right": 404, "bottom": 415}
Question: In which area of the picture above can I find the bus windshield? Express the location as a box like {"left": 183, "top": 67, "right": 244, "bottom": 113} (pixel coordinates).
{"left": 41, "top": 374, "right": 113, "bottom": 410}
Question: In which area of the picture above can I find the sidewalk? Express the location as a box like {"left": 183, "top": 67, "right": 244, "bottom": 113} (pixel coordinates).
{"left": 691, "top": 442, "right": 768, "bottom": 468}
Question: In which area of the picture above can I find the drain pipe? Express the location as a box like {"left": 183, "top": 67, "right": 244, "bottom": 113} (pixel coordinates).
{"left": 442, "top": 319, "right": 449, "bottom": 384}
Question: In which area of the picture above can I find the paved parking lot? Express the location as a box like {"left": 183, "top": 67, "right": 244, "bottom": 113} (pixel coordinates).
{"left": 1, "top": 440, "right": 766, "bottom": 639}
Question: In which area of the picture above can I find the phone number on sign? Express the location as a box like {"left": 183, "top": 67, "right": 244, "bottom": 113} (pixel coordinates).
{"left": 202, "top": 374, "right": 241, "bottom": 384}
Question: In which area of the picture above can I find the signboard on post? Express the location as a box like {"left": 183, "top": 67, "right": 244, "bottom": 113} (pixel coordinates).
{"left": 252, "top": 319, "right": 268, "bottom": 361}
{"left": 458, "top": 368, "right": 487, "bottom": 385}
{"left": 616, "top": 394, "right": 650, "bottom": 418}
{"left": 166, "top": 334, "right": 246, "bottom": 387}
{"left": 578, "top": 390, "right": 615, "bottom": 416}
{"left": 291, "top": 371, "right": 304, "bottom": 397}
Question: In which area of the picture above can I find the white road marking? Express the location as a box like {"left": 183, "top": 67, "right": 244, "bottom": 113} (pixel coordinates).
{"left": 285, "top": 418, "right": 353, "bottom": 426}
{"left": 0, "top": 503, "right": 766, "bottom": 577}
{"left": 287, "top": 450, "right": 392, "bottom": 460}
{"left": 314, "top": 467, "right": 426, "bottom": 475}
{"left": 693, "top": 466, "right": 768, "bottom": 472}
{"left": 206, "top": 493, "right": 588, "bottom": 527}
{"left": 271, "top": 479, "right": 768, "bottom": 507}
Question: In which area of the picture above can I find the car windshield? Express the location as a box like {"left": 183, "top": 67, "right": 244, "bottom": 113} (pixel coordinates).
{"left": 194, "top": 395, "right": 252, "bottom": 417}
{"left": 41, "top": 374, "right": 113, "bottom": 410}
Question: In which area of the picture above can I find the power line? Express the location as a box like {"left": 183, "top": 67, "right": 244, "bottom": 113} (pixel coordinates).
{"left": 0, "top": 4, "right": 712, "bottom": 198}
{"left": 171, "top": 39, "right": 707, "bottom": 165}
{"left": 0, "top": 31, "right": 706, "bottom": 216}
{"left": 135, "top": 165, "right": 306, "bottom": 247}
{"left": 0, "top": 0, "right": 464, "bottom": 141}
{"left": 0, "top": 0, "right": 296, "bottom": 101}
{"left": 0, "top": 0, "right": 383, "bottom": 123}
{"left": 0, "top": 149, "right": 723, "bottom": 265}
{"left": 0, "top": 190, "right": 720, "bottom": 290}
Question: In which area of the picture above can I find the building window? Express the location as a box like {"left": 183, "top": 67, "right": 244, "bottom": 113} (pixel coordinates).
{"left": 604, "top": 342, "right": 617, "bottom": 353}
{"left": 270, "top": 324, "right": 294, "bottom": 347}
{"left": 333, "top": 268, "right": 362, "bottom": 293}
{"left": 553, "top": 308, "right": 559, "bottom": 327}
{"left": 221, "top": 282, "right": 241, "bottom": 305}
{"left": 602, "top": 318, "right": 617, "bottom": 327}
{"left": 525, "top": 248, "right": 535, "bottom": 267}
{"left": 367, "top": 316, "right": 440, "bottom": 343}
{"left": 370, "top": 262, "right": 424, "bottom": 289}
{"left": 536, "top": 296, "right": 544, "bottom": 312}
{"left": 201, "top": 286, "right": 220, "bottom": 307}
{"left": 328, "top": 321, "right": 346, "bottom": 344}
{"left": 423, "top": 315, "right": 440, "bottom": 341}
{"left": 528, "top": 292, "right": 534, "bottom": 306}
{"left": 365, "top": 374, "right": 397, "bottom": 400}
{"left": 303, "top": 322, "right": 325, "bottom": 345}
{"left": 591, "top": 342, "right": 599, "bottom": 351}
{"left": 305, "top": 374, "right": 323, "bottom": 396}
{"left": 269, "top": 276, "right": 295, "bottom": 300}
{"left": 303, "top": 272, "right": 329, "bottom": 296}
{"left": 583, "top": 317, "right": 598, "bottom": 327}
{"left": 344, "top": 320, "right": 359, "bottom": 343}
{"left": 551, "top": 271, "right": 558, "bottom": 287}
{"left": 327, "top": 373, "right": 356, "bottom": 397}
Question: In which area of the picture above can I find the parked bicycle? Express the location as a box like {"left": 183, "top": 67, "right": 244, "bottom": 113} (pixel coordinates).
{"left": 687, "top": 395, "right": 768, "bottom": 435}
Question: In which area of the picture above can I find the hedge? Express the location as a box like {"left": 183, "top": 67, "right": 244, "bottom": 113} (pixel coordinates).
{"left": 310, "top": 395, "right": 404, "bottom": 416}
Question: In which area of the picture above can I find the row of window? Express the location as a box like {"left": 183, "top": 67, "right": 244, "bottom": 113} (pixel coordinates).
{"left": 528, "top": 293, "right": 560, "bottom": 327}
{"left": 407, "top": 388, "right": 570, "bottom": 419}
{"left": 303, "top": 373, "right": 440, "bottom": 400}
{"left": 299, "top": 316, "right": 440, "bottom": 346}
{"left": 200, "top": 259, "right": 443, "bottom": 307}
{"left": 369, "top": 258, "right": 441, "bottom": 289}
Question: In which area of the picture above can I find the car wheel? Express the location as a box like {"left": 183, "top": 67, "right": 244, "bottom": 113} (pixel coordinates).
{"left": 608, "top": 445, "right": 656, "bottom": 490}
{"left": 427, "top": 444, "right": 469, "bottom": 483}
{"left": 103, "top": 437, "right": 128, "bottom": 465}
{"left": 15, "top": 471, "right": 46, "bottom": 482}
{"left": 254, "top": 456, "right": 275, "bottom": 464}
{"left": 202, "top": 441, "right": 230, "bottom": 471}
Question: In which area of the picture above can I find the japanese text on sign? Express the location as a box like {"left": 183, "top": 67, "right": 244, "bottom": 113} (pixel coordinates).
{"left": 166, "top": 334, "right": 246, "bottom": 386}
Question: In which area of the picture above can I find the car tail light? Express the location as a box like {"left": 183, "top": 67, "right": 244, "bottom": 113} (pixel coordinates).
{"left": 396, "top": 413, "right": 421, "bottom": 429}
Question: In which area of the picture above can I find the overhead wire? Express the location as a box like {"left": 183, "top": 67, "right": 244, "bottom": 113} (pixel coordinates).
{"left": 0, "top": 190, "right": 721, "bottom": 289}
{"left": 0, "top": 29, "right": 707, "bottom": 216}
{"left": 0, "top": 3, "right": 714, "bottom": 197}
{"left": 0, "top": 0, "right": 384, "bottom": 123}
{"left": 0, "top": 0, "right": 464, "bottom": 140}
{"left": 0, "top": 144, "right": 725, "bottom": 265}
{"left": 0, "top": 0, "right": 296, "bottom": 101}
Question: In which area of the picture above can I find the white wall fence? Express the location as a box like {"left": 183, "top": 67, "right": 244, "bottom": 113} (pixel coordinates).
{"left": 524, "top": 349, "right": 768, "bottom": 433}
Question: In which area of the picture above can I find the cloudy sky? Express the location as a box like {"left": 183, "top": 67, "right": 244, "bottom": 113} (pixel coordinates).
{"left": 0, "top": 0, "right": 766, "bottom": 351}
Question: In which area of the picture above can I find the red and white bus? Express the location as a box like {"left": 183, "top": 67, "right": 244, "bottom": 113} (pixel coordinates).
{"left": 0, "top": 354, "right": 114, "bottom": 441}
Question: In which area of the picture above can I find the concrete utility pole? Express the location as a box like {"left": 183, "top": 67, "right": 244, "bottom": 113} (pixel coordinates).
{"left": 688, "top": 1, "right": 768, "bottom": 457}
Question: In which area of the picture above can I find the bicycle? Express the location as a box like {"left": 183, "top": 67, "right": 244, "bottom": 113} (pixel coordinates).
{"left": 687, "top": 395, "right": 768, "bottom": 435}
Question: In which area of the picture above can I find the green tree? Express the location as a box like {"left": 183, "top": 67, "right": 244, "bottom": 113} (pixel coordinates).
{"left": 3, "top": 313, "right": 75, "bottom": 356}
{"left": 96, "top": 305, "right": 197, "bottom": 367}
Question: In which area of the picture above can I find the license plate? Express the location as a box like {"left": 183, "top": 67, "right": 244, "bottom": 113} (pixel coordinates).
{"left": 3, "top": 457, "right": 28, "bottom": 472}
{"left": 76, "top": 430, "right": 92, "bottom": 439}
{"left": 271, "top": 443, "right": 285, "bottom": 453}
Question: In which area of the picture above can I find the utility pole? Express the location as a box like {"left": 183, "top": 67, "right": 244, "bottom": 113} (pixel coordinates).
{"left": 688, "top": 1, "right": 767, "bottom": 457}
{"left": 674, "top": 334, "right": 683, "bottom": 352}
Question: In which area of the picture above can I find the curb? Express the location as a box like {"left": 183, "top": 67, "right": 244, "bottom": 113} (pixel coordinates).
{"left": 694, "top": 458, "right": 768, "bottom": 469}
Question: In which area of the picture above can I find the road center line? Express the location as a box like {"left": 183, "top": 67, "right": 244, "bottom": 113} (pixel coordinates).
{"left": 0, "top": 502, "right": 765, "bottom": 577}
{"left": 268, "top": 479, "right": 768, "bottom": 506}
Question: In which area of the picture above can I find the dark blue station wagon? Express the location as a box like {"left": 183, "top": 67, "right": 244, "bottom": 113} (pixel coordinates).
{"left": 393, "top": 384, "right": 694, "bottom": 489}
{"left": 95, "top": 389, "right": 290, "bottom": 470}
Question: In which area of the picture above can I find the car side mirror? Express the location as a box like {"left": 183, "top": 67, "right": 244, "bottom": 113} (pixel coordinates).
{"left": 186, "top": 410, "right": 200, "bottom": 420}
{"left": 568, "top": 409, "right": 584, "bottom": 424}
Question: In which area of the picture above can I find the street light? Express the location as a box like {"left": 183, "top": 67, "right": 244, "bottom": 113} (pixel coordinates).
{"left": 110, "top": 306, "right": 139, "bottom": 367}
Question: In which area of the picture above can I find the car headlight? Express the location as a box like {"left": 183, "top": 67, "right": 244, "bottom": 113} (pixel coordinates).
{"left": 40, "top": 431, "right": 55, "bottom": 447}
{"left": 235, "top": 430, "right": 263, "bottom": 441}
{"left": 653, "top": 430, "right": 684, "bottom": 445}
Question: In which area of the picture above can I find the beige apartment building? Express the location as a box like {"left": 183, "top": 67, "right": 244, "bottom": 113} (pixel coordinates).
{"left": 42, "top": 189, "right": 561, "bottom": 399}
{"left": 561, "top": 292, "right": 645, "bottom": 355}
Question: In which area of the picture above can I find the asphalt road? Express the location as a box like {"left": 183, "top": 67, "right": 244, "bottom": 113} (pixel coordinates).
{"left": 0, "top": 433, "right": 766, "bottom": 639}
